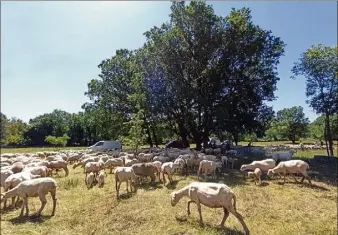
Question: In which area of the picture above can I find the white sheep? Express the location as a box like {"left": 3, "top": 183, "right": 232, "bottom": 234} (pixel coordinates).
{"left": 48, "top": 160, "right": 69, "bottom": 177}
{"left": 161, "top": 162, "right": 181, "bottom": 185}
{"left": 0, "top": 177, "right": 57, "bottom": 217}
{"left": 266, "top": 149, "right": 297, "bottom": 162}
{"left": 85, "top": 172, "right": 96, "bottom": 189}
{"left": 247, "top": 168, "right": 262, "bottom": 185}
{"left": 3, "top": 171, "right": 41, "bottom": 208}
{"left": 1, "top": 169, "right": 13, "bottom": 189}
{"left": 170, "top": 182, "right": 250, "bottom": 235}
{"left": 84, "top": 161, "right": 104, "bottom": 178}
{"left": 97, "top": 169, "right": 107, "bottom": 188}
{"left": 197, "top": 160, "right": 222, "bottom": 180}
{"left": 23, "top": 166, "right": 49, "bottom": 177}
{"left": 114, "top": 167, "right": 137, "bottom": 199}
{"left": 267, "top": 160, "right": 311, "bottom": 184}
{"left": 104, "top": 158, "right": 124, "bottom": 174}
{"left": 124, "top": 158, "right": 139, "bottom": 167}
{"left": 240, "top": 159, "right": 276, "bottom": 172}
{"left": 150, "top": 161, "right": 162, "bottom": 181}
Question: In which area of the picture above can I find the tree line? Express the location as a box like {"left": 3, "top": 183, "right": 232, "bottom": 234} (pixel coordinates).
{"left": 1, "top": 2, "right": 337, "bottom": 155}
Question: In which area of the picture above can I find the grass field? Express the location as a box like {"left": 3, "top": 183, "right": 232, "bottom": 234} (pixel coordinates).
{"left": 1, "top": 143, "right": 337, "bottom": 235}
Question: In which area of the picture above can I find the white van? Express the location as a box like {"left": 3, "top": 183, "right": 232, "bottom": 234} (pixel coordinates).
{"left": 88, "top": 140, "right": 122, "bottom": 151}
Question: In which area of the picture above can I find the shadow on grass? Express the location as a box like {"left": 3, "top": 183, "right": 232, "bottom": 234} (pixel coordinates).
{"left": 275, "top": 180, "right": 330, "bottom": 191}
{"left": 165, "top": 180, "right": 179, "bottom": 190}
{"left": 137, "top": 181, "right": 163, "bottom": 191}
{"left": 118, "top": 192, "right": 134, "bottom": 200}
{"left": 0, "top": 200, "right": 24, "bottom": 214}
{"left": 217, "top": 170, "right": 250, "bottom": 187}
{"left": 175, "top": 216, "right": 245, "bottom": 235}
{"left": 8, "top": 215, "right": 54, "bottom": 224}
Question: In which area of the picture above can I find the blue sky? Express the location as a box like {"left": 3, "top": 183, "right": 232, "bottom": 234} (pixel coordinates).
{"left": 1, "top": 1, "right": 336, "bottom": 123}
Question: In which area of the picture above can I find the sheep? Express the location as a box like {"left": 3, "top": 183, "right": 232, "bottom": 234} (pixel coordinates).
{"left": 1, "top": 169, "right": 13, "bottom": 189}
{"left": 114, "top": 167, "right": 137, "bottom": 199}
{"left": 85, "top": 172, "right": 96, "bottom": 189}
{"left": 197, "top": 160, "right": 222, "bottom": 180}
{"left": 150, "top": 161, "right": 162, "bottom": 181}
{"left": 137, "top": 153, "right": 154, "bottom": 162}
{"left": 213, "top": 148, "right": 221, "bottom": 155}
{"left": 240, "top": 159, "right": 276, "bottom": 173}
{"left": 161, "top": 162, "right": 182, "bottom": 185}
{"left": 131, "top": 163, "right": 158, "bottom": 184}
{"left": 84, "top": 161, "right": 104, "bottom": 178}
{"left": 124, "top": 158, "right": 139, "bottom": 167}
{"left": 173, "top": 158, "right": 186, "bottom": 175}
{"left": 9, "top": 161, "right": 25, "bottom": 174}
{"left": 267, "top": 160, "right": 311, "bottom": 185}
{"left": 266, "top": 149, "right": 297, "bottom": 162}
{"left": 104, "top": 158, "right": 125, "bottom": 174}
{"left": 97, "top": 169, "right": 107, "bottom": 188}
{"left": 170, "top": 182, "right": 250, "bottom": 235}
{"left": 3, "top": 172, "right": 41, "bottom": 208}
{"left": 49, "top": 160, "right": 69, "bottom": 177}
{"left": 23, "top": 166, "right": 49, "bottom": 177}
{"left": 0, "top": 177, "right": 57, "bottom": 217}
{"left": 153, "top": 156, "right": 170, "bottom": 163}
{"left": 247, "top": 168, "right": 262, "bottom": 185}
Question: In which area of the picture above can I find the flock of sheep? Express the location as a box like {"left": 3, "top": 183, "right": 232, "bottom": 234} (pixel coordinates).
{"left": 0, "top": 145, "right": 314, "bottom": 235}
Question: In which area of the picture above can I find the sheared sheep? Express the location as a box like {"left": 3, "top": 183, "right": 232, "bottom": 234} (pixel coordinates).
{"left": 161, "top": 162, "right": 181, "bottom": 185}
{"left": 240, "top": 159, "right": 276, "bottom": 173}
{"left": 170, "top": 182, "right": 250, "bottom": 235}
{"left": 97, "top": 169, "right": 106, "bottom": 188}
{"left": 150, "top": 161, "right": 162, "bottom": 181}
{"left": 49, "top": 160, "right": 69, "bottom": 177}
{"left": 131, "top": 163, "right": 158, "bottom": 184}
{"left": 197, "top": 160, "right": 222, "bottom": 180}
{"left": 267, "top": 160, "right": 311, "bottom": 184}
{"left": 0, "top": 177, "right": 57, "bottom": 217}
{"left": 247, "top": 168, "right": 262, "bottom": 185}
{"left": 85, "top": 172, "right": 95, "bottom": 189}
{"left": 114, "top": 167, "right": 137, "bottom": 199}
{"left": 104, "top": 158, "right": 125, "bottom": 174}
{"left": 84, "top": 161, "right": 104, "bottom": 178}
{"left": 266, "top": 149, "right": 297, "bottom": 162}
{"left": 9, "top": 161, "right": 25, "bottom": 174}
{"left": 124, "top": 158, "right": 139, "bottom": 167}
{"left": 23, "top": 166, "right": 49, "bottom": 177}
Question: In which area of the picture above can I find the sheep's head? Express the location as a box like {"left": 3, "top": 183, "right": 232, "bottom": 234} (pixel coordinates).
{"left": 247, "top": 172, "right": 254, "bottom": 178}
{"left": 0, "top": 193, "right": 6, "bottom": 203}
{"left": 170, "top": 192, "right": 178, "bottom": 207}
{"left": 240, "top": 165, "right": 248, "bottom": 172}
{"left": 267, "top": 169, "right": 274, "bottom": 178}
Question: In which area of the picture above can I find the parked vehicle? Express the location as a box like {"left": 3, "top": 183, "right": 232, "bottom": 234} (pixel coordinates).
{"left": 88, "top": 140, "right": 122, "bottom": 151}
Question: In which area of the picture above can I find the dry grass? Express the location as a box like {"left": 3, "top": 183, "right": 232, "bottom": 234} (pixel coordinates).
{"left": 1, "top": 157, "right": 337, "bottom": 235}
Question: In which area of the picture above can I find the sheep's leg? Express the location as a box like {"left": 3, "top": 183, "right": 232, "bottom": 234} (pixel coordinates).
{"left": 126, "top": 180, "right": 129, "bottom": 193}
{"left": 19, "top": 197, "right": 27, "bottom": 217}
{"left": 219, "top": 207, "right": 230, "bottom": 228}
{"left": 64, "top": 167, "right": 69, "bottom": 177}
{"left": 109, "top": 167, "right": 113, "bottom": 174}
{"left": 290, "top": 174, "right": 299, "bottom": 183}
{"left": 186, "top": 200, "right": 194, "bottom": 216}
{"left": 162, "top": 172, "right": 166, "bottom": 185}
{"left": 33, "top": 194, "right": 47, "bottom": 217}
{"left": 196, "top": 202, "right": 204, "bottom": 226}
{"left": 50, "top": 189, "right": 57, "bottom": 216}
{"left": 228, "top": 207, "right": 250, "bottom": 235}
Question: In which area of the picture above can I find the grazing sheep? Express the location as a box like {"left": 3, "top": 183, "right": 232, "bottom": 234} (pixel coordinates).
{"left": 173, "top": 158, "right": 186, "bottom": 175}
{"left": 124, "top": 158, "right": 139, "bottom": 167}
{"left": 1, "top": 169, "right": 13, "bottom": 189}
{"left": 266, "top": 149, "right": 297, "bottom": 162}
{"left": 49, "top": 160, "right": 69, "bottom": 177}
{"left": 114, "top": 167, "right": 137, "bottom": 199}
{"left": 85, "top": 172, "right": 96, "bottom": 189}
{"left": 161, "top": 162, "right": 181, "bottom": 185}
{"left": 23, "top": 166, "right": 49, "bottom": 177}
{"left": 3, "top": 171, "right": 41, "bottom": 208}
{"left": 240, "top": 159, "right": 276, "bottom": 173}
{"left": 9, "top": 161, "right": 25, "bottom": 174}
{"left": 150, "top": 161, "right": 162, "bottom": 181}
{"left": 197, "top": 160, "right": 222, "bottom": 180}
{"left": 267, "top": 160, "right": 311, "bottom": 184}
{"left": 131, "top": 163, "right": 158, "bottom": 184}
{"left": 170, "top": 182, "right": 250, "bottom": 235}
{"left": 247, "top": 168, "right": 262, "bottom": 185}
{"left": 97, "top": 169, "right": 106, "bottom": 188}
{"left": 104, "top": 158, "right": 125, "bottom": 174}
{"left": 84, "top": 161, "right": 104, "bottom": 178}
{"left": 0, "top": 177, "right": 57, "bottom": 217}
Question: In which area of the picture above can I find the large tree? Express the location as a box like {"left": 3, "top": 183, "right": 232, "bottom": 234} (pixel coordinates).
{"left": 142, "top": 2, "right": 285, "bottom": 148}
{"left": 291, "top": 44, "right": 338, "bottom": 156}
{"left": 0, "top": 112, "right": 9, "bottom": 145}
{"left": 269, "top": 106, "right": 310, "bottom": 144}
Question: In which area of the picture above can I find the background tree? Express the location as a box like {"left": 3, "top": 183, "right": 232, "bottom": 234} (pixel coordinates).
{"left": 268, "top": 106, "right": 309, "bottom": 143}
{"left": 291, "top": 44, "right": 338, "bottom": 156}
{"left": 0, "top": 113, "right": 9, "bottom": 145}
{"left": 5, "top": 117, "right": 28, "bottom": 145}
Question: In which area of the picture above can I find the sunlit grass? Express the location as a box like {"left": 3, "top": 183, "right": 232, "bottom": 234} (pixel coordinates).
{"left": 0, "top": 165, "right": 336, "bottom": 235}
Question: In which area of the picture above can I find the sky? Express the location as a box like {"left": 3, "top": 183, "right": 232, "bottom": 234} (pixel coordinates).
{"left": 1, "top": 1, "right": 336, "bottom": 123}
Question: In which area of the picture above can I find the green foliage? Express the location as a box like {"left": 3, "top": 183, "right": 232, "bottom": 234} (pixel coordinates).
{"left": 0, "top": 113, "right": 9, "bottom": 145}
{"left": 265, "top": 106, "right": 309, "bottom": 143}
{"left": 45, "top": 134, "right": 70, "bottom": 147}
{"left": 309, "top": 114, "right": 338, "bottom": 141}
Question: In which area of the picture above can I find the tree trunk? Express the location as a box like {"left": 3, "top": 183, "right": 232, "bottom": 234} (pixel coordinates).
{"left": 151, "top": 126, "right": 159, "bottom": 147}
{"left": 325, "top": 112, "right": 334, "bottom": 156}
